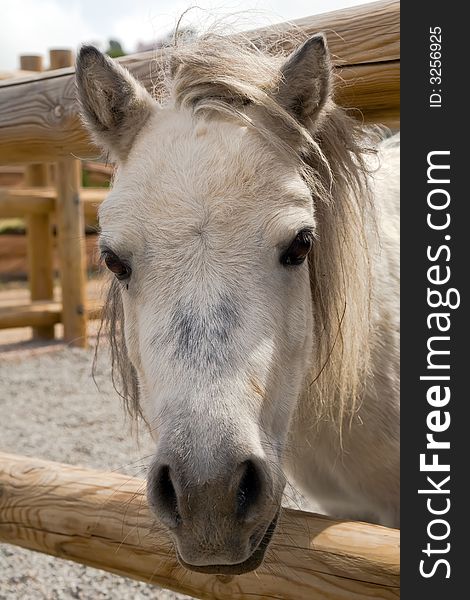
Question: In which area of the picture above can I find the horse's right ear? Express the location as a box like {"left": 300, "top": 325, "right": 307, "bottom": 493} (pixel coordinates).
{"left": 274, "top": 34, "right": 332, "bottom": 128}
{"left": 76, "top": 46, "right": 155, "bottom": 162}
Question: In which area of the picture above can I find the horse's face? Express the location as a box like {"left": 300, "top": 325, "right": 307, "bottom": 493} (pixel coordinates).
{"left": 100, "top": 112, "right": 315, "bottom": 570}
{"left": 77, "top": 37, "right": 330, "bottom": 574}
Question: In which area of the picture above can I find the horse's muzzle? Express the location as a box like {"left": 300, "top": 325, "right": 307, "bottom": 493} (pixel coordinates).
{"left": 147, "top": 452, "right": 284, "bottom": 573}
{"left": 175, "top": 509, "right": 280, "bottom": 575}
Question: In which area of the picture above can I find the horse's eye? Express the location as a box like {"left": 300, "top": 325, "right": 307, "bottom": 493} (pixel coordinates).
{"left": 280, "top": 229, "right": 313, "bottom": 266}
{"left": 103, "top": 251, "right": 131, "bottom": 281}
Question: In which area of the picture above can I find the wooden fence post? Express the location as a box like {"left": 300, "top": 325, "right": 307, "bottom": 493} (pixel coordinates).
{"left": 18, "top": 54, "right": 43, "bottom": 73}
{"left": 19, "top": 54, "right": 55, "bottom": 340}
{"left": 51, "top": 49, "right": 88, "bottom": 347}
{"left": 55, "top": 158, "right": 87, "bottom": 347}
{"left": 49, "top": 49, "right": 74, "bottom": 70}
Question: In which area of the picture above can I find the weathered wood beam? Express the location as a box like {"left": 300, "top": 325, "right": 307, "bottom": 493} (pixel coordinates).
{"left": 0, "top": 452, "right": 400, "bottom": 600}
{"left": 0, "top": 0, "right": 399, "bottom": 164}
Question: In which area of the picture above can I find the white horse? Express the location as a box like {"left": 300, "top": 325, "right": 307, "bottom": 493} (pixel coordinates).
{"left": 77, "top": 33, "right": 399, "bottom": 575}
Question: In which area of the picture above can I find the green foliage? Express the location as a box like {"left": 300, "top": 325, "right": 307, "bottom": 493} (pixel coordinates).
{"left": 105, "top": 40, "right": 126, "bottom": 58}
{"left": 81, "top": 168, "right": 90, "bottom": 188}
{"left": 81, "top": 168, "right": 110, "bottom": 189}
{"left": 0, "top": 218, "right": 25, "bottom": 235}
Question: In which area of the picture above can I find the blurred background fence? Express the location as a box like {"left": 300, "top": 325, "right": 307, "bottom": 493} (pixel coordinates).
{"left": 0, "top": 0, "right": 399, "bottom": 349}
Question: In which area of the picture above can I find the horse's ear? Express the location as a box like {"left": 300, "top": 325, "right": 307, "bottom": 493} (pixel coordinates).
{"left": 76, "top": 46, "right": 155, "bottom": 161}
{"left": 275, "top": 34, "right": 332, "bottom": 126}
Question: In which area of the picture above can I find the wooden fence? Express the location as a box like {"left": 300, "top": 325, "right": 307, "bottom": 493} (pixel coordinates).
{"left": 0, "top": 0, "right": 399, "bottom": 347}
{"left": 0, "top": 50, "right": 105, "bottom": 345}
{"left": 0, "top": 452, "right": 400, "bottom": 599}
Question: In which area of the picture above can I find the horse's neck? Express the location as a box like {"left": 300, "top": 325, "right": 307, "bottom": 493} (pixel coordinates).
{"left": 286, "top": 266, "right": 399, "bottom": 521}
{"left": 290, "top": 144, "right": 400, "bottom": 469}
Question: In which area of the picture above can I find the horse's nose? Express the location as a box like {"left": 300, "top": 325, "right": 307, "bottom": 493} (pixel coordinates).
{"left": 147, "top": 457, "right": 270, "bottom": 530}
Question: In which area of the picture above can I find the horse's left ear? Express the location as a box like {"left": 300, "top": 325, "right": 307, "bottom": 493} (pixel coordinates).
{"left": 275, "top": 34, "right": 332, "bottom": 126}
{"left": 76, "top": 45, "right": 155, "bottom": 161}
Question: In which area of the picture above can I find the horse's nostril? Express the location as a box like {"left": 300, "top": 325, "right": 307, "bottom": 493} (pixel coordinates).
{"left": 154, "top": 465, "right": 181, "bottom": 525}
{"left": 236, "top": 460, "right": 263, "bottom": 518}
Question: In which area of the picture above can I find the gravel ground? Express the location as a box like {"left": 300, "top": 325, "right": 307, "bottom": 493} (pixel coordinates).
{"left": 0, "top": 342, "right": 193, "bottom": 600}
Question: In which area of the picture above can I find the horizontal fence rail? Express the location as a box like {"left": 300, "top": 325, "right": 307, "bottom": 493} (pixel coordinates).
{"left": 0, "top": 186, "right": 106, "bottom": 218}
{"left": 0, "top": 301, "right": 102, "bottom": 330}
{"left": 0, "top": 185, "right": 105, "bottom": 335}
{"left": 0, "top": 0, "right": 399, "bottom": 164}
{"left": 0, "top": 452, "right": 400, "bottom": 600}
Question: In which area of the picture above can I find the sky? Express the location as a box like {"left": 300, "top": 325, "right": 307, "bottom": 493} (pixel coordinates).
{"left": 0, "top": 0, "right": 377, "bottom": 71}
